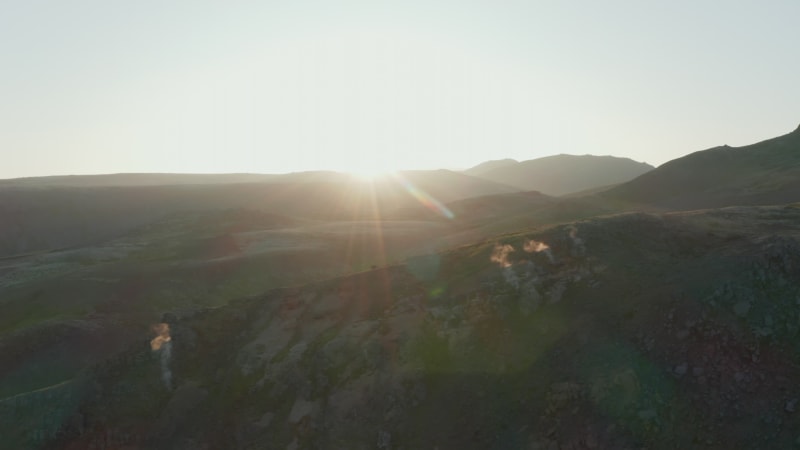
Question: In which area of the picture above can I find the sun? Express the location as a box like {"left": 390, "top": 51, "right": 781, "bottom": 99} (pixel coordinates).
{"left": 345, "top": 162, "right": 396, "bottom": 181}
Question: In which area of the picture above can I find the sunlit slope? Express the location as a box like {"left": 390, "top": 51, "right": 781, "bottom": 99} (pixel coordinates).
{"left": 462, "top": 158, "right": 518, "bottom": 177}
{"left": 467, "top": 154, "right": 654, "bottom": 196}
{"left": 37, "top": 203, "right": 800, "bottom": 449}
{"left": 604, "top": 126, "right": 800, "bottom": 209}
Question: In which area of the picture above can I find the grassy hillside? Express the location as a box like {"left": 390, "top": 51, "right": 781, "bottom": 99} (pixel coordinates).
{"left": 16, "top": 203, "right": 800, "bottom": 449}
{"left": 0, "top": 170, "right": 518, "bottom": 258}
{"left": 604, "top": 126, "right": 800, "bottom": 209}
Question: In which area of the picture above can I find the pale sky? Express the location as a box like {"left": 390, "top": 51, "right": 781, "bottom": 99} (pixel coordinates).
{"left": 2, "top": 0, "right": 798, "bottom": 179}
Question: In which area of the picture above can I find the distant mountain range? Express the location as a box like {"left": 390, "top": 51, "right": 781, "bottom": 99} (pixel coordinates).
{"left": 461, "top": 158, "right": 519, "bottom": 177}
{"left": 464, "top": 154, "right": 654, "bottom": 196}
{"left": 0, "top": 172, "right": 282, "bottom": 187}
{"left": 5, "top": 125, "right": 800, "bottom": 259}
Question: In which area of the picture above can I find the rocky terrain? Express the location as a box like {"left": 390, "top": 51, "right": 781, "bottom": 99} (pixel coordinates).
{"left": 5, "top": 203, "right": 797, "bottom": 449}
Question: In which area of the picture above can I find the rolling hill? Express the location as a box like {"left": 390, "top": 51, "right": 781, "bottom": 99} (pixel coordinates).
{"left": 0, "top": 170, "right": 518, "bottom": 258}
{"left": 0, "top": 173, "right": 282, "bottom": 187}
{"left": 603, "top": 126, "right": 800, "bottom": 209}
{"left": 466, "top": 154, "right": 654, "bottom": 196}
{"left": 0, "top": 170, "right": 525, "bottom": 419}
{"left": 19, "top": 203, "right": 800, "bottom": 450}
{"left": 462, "top": 158, "right": 518, "bottom": 177}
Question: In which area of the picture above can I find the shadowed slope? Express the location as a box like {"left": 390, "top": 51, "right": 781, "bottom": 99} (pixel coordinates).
{"left": 604, "top": 126, "right": 800, "bottom": 209}
{"left": 33, "top": 203, "right": 800, "bottom": 450}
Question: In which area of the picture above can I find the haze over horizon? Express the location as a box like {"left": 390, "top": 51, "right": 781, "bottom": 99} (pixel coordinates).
{"left": 2, "top": 0, "right": 799, "bottom": 179}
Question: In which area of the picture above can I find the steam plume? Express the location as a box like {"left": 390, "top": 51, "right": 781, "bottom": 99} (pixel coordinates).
{"left": 490, "top": 244, "right": 515, "bottom": 268}
{"left": 524, "top": 239, "right": 554, "bottom": 263}
{"left": 150, "top": 323, "right": 171, "bottom": 350}
{"left": 151, "top": 323, "right": 173, "bottom": 390}
{"left": 490, "top": 244, "right": 519, "bottom": 288}
{"left": 567, "top": 225, "right": 585, "bottom": 256}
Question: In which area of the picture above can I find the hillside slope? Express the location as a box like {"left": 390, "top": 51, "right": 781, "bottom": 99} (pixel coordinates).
{"left": 462, "top": 159, "right": 518, "bottom": 177}
{"left": 24, "top": 203, "right": 800, "bottom": 450}
{"left": 470, "top": 155, "right": 653, "bottom": 196}
{"left": 0, "top": 170, "right": 517, "bottom": 257}
{"left": 604, "top": 126, "right": 800, "bottom": 209}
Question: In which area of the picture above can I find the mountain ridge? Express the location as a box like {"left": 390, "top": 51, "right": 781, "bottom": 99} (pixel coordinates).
{"left": 466, "top": 154, "right": 654, "bottom": 196}
{"left": 603, "top": 126, "right": 800, "bottom": 209}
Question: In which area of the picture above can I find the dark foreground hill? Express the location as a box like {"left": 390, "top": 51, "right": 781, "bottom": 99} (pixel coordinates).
{"left": 604, "top": 126, "right": 800, "bottom": 209}
{"left": 14, "top": 203, "right": 800, "bottom": 449}
{"left": 467, "top": 155, "right": 654, "bottom": 196}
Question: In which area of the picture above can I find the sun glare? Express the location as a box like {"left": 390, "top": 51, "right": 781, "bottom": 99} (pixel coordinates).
{"left": 346, "top": 163, "right": 396, "bottom": 181}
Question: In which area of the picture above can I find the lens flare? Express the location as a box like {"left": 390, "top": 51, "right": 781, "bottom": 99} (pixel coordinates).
{"left": 393, "top": 174, "right": 455, "bottom": 219}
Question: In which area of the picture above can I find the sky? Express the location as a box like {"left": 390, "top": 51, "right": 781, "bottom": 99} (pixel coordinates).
{"left": 1, "top": 0, "right": 799, "bottom": 179}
